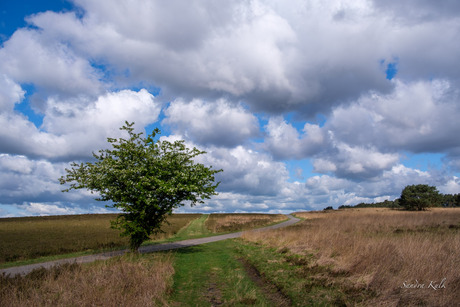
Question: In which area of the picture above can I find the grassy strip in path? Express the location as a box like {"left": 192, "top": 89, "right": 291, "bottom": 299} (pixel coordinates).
{"left": 165, "top": 214, "right": 213, "bottom": 241}
{"left": 169, "top": 239, "right": 275, "bottom": 306}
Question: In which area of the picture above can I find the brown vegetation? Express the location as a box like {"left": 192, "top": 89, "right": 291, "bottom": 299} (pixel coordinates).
{"left": 0, "top": 253, "right": 174, "bottom": 306}
{"left": 205, "top": 213, "right": 287, "bottom": 233}
{"left": 242, "top": 208, "right": 460, "bottom": 306}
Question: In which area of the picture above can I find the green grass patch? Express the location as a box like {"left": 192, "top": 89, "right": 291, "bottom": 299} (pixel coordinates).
{"left": 167, "top": 214, "right": 213, "bottom": 241}
{"left": 169, "top": 239, "right": 273, "bottom": 306}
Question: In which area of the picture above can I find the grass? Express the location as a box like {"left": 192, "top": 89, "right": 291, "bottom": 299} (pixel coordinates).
{"left": 0, "top": 213, "right": 201, "bottom": 265}
{"left": 0, "top": 213, "right": 286, "bottom": 268}
{"left": 0, "top": 253, "right": 174, "bottom": 306}
{"left": 205, "top": 213, "right": 287, "bottom": 233}
{"left": 169, "top": 239, "right": 274, "bottom": 306}
{"left": 242, "top": 208, "right": 460, "bottom": 306}
{"left": 6, "top": 210, "right": 456, "bottom": 305}
{"left": 167, "top": 214, "right": 213, "bottom": 241}
{"left": 235, "top": 239, "right": 360, "bottom": 306}
{"left": 0, "top": 214, "right": 290, "bottom": 306}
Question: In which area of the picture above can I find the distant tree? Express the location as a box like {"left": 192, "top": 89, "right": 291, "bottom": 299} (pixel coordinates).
{"left": 399, "top": 184, "right": 441, "bottom": 211}
{"left": 323, "top": 206, "right": 334, "bottom": 211}
{"left": 60, "top": 122, "right": 222, "bottom": 252}
{"left": 389, "top": 198, "right": 401, "bottom": 209}
{"left": 441, "top": 194, "right": 455, "bottom": 207}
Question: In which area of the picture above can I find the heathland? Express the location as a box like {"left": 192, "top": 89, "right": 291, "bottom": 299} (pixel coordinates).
{"left": 1, "top": 209, "right": 459, "bottom": 306}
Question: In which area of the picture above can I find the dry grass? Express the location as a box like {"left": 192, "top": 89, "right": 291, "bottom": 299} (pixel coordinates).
{"left": 0, "top": 213, "right": 200, "bottom": 263}
{"left": 0, "top": 253, "right": 174, "bottom": 306}
{"left": 205, "top": 213, "right": 287, "bottom": 233}
{"left": 242, "top": 208, "right": 460, "bottom": 306}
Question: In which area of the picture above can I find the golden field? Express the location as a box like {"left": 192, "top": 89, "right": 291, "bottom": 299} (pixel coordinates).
{"left": 242, "top": 208, "right": 460, "bottom": 306}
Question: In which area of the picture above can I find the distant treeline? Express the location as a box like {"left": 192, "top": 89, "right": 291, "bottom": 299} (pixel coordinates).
{"left": 339, "top": 194, "right": 460, "bottom": 209}
{"left": 336, "top": 187, "right": 460, "bottom": 210}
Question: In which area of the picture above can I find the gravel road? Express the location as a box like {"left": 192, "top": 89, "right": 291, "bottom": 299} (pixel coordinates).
{"left": 0, "top": 214, "right": 300, "bottom": 277}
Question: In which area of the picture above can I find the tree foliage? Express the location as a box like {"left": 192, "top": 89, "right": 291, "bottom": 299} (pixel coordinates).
{"left": 399, "top": 184, "right": 441, "bottom": 211}
{"left": 60, "top": 122, "right": 222, "bottom": 251}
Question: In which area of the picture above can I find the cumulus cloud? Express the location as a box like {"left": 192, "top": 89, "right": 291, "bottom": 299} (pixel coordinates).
{"left": 164, "top": 99, "right": 260, "bottom": 147}
{"left": 195, "top": 145, "right": 290, "bottom": 196}
{"left": 0, "top": 154, "right": 71, "bottom": 204}
{"left": 4, "top": 0, "right": 460, "bottom": 115}
{"left": 263, "top": 79, "right": 460, "bottom": 180}
{"left": 0, "top": 28, "right": 103, "bottom": 100}
{"left": 0, "top": 89, "right": 161, "bottom": 159}
{"left": 312, "top": 142, "right": 400, "bottom": 180}
{"left": 327, "top": 79, "right": 460, "bottom": 157}
{"left": 0, "top": 74, "right": 24, "bottom": 110}
{"left": 16, "top": 0, "right": 391, "bottom": 114}
{"left": 264, "top": 116, "right": 324, "bottom": 159}
{"left": 1, "top": 0, "right": 460, "bottom": 216}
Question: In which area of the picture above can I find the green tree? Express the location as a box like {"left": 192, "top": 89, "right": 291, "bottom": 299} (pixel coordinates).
{"left": 60, "top": 122, "right": 222, "bottom": 251}
{"left": 399, "top": 184, "right": 441, "bottom": 211}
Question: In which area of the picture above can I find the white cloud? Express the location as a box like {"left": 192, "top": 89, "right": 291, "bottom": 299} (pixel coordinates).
{"left": 13, "top": 202, "right": 115, "bottom": 216}
{"left": 0, "top": 28, "right": 103, "bottom": 99}
{"left": 164, "top": 99, "right": 259, "bottom": 147}
{"left": 19, "top": 202, "right": 78, "bottom": 216}
{"left": 264, "top": 116, "right": 324, "bottom": 159}
{"left": 0, "top": 89, "right": 160, "bottom": 159}
{"left": 0, "top": 154, "right": 34, "bottom": 174}
{"left": 199, "top": 145, "right": 290, "bottom": 196}
{"left": 0, "top": 154, "right": 70, "bottom": 203}
{"left": 0, "top": 74, "right": 24, "bottom": 110}
{"left": 1, "top": 0, "right": 460, "bottom": 216}
{"left": 438, "top": 177, "right": 460, "bottom": 195}
{"left": 312, "top": 142, "right": 400, "bottom": 179}
{"left": 328, "top": 79, "right": 460, "bottom": 156}
{"left": 262, "top": 79, "right": 460, "bottom": 180}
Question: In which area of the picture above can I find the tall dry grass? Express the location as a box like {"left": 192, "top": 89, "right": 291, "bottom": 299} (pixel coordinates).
{"left": 205, "top": 214, "right": 286, "bottom": 233}
{"left": 242, "top": 208, "right": 460, "bottom": 306}
{"left": 0, "top": 253, "right": 174, "bottom": 306}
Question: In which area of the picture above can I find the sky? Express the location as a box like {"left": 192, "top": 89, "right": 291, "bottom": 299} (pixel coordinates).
{"left": 1, "top": 0, "right": 460, "bottom": 217}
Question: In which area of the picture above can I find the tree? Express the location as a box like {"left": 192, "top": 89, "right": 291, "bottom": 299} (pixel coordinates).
{"left": 399, "top": 184, "right": 441, "bottom": 211}
{"left": 60, "top": 122, "right": 222, "bottom": 251}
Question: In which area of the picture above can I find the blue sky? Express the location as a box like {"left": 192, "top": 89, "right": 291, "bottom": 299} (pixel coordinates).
{"left": 1, "top": 0, "right": 460, "bottom": 217}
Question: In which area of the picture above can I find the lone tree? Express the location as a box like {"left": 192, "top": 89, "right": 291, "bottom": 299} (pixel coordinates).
{"left": 399, "top": 184, "right": 440, "bottom": 211}
{"left": 60, "top": 122, "right": 222, "bottom": 251}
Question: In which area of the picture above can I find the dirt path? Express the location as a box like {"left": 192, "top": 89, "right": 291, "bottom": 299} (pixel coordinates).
{"left": 238, "top": 257, "right": 292, "bottom": 306}
{"left": 0, "top": 215, "right": 300, "bottom": 277}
